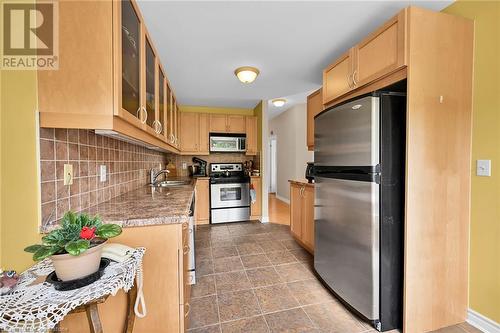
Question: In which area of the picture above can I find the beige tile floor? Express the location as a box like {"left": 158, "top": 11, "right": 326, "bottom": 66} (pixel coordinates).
{"left": 188, "top": 221, "right": 480, "bottom": 333}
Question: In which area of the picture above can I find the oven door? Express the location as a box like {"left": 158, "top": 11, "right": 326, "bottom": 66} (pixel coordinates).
{"left": 211, "top": 183, "right": 250, "bottom": 208}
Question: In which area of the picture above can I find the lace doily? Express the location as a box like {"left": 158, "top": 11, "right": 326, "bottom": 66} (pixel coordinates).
{"left": 0, "top": 247, "right": 145, "bottom": 332}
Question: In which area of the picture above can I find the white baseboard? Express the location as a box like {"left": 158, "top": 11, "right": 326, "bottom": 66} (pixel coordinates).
{"left": 275, "top": 194, "right": 290, "bottom": 205}
{"left": 467, "top": 309, "right": 500, "bottom": 333}
{"left": 259, "top": 216, "right": 270, "bottom": 223}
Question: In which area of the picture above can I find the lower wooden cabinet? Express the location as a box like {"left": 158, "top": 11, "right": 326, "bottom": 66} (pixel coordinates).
{"left": 250, "top": 177, "right": 262, "bottom": 220}
{"left": 195, "top": 178, "right": 210, "bottom": 225}
{"left": 289, "top": 181, "right": 314, "bottom": 254}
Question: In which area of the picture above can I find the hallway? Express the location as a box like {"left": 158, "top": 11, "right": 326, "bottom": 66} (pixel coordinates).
{"left": 268, "top": 194, "right": 290, "bottom": 226}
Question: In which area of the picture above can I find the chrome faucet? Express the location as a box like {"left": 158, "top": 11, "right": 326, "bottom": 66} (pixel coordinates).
{"left": 150, "top": 169, "right": 170, "bottom": 185}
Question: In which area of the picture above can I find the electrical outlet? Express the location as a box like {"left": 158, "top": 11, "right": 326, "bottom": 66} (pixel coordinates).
{"left": 100, "top": 165, "right": 107, "bottom": 182}
{"left": 182, "top": 162, "right": 187, "bottom": 170}
{"left": 63, "top": 164, "right": 73, "bottom": 185}
{"left": 477, "top": 160, "right": 491, "bottom": 177}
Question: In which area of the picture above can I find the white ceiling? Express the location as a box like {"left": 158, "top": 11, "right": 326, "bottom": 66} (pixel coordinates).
{"left": 137, "top": 1, "right": 452, "bottom": 109}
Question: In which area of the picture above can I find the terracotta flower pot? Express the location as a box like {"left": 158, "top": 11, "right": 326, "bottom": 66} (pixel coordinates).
{"left": 50, "top": 241, "right": 106, "bottom": 281}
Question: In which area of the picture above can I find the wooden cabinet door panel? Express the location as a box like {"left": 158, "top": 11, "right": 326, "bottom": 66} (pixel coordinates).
{"left": 290, "top": 184, "right": 302, "bottom": 239}
{"left": 199, "top": 113, "right": 210, "bottom": 154}
{"left": 323, "top": 51, "right": 353, "bottom": 104}
{"left": 227, "top": 115, "right": 246, "bottom": 133}
{"left": 210, "top": 114, "right": 227, "bottom": 133}
{"left": 302, "top": 186, "right": 315, "bottom": 252}
{"left": 195, "top": 179, "right": 210, "bottom": 224}
{"left": 355, "top": 11, "right": 406, "bottom": 87}
{"left": 307, "top": 89, "right": 322, "bottom": 151}
{"left": 179, "top": 112, "right": 199, "bottom": 152}
{"left": 250, "top": 177, "right": 262, "bottom": 218}
{"left": 246, "top": 116, "right": 258, "bottom": 155}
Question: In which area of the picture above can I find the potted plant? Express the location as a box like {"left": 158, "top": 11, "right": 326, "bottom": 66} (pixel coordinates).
{"left": 24, "top": 211, "right": 122, "bottom": 281}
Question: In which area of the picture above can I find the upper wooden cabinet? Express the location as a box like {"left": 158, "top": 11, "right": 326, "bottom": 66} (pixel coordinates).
{"left": 306, "top": 89, "right": 322, "bottom": 151}
{"left": 227, "top": 115, "right": 246, "bottom": 133}
{"left": 179, "top": 112, "right": 209, "bottom": 155}
{"left": 209, "top": 114, "right": 246, "bottom": 134}
{"left": 209, "top": 114, "right": 227, "bottom": 133}
{"left": 323, "top": 9, "right": 407, "bottom": 106}
{"left": 323, "top": 51, "right": 353, "bottom": 103}
{"left": 245, "top": 116, "right": 258, "bottom": 156}
{"left": 38, "top": 0, "right": 179, "bottom": 152}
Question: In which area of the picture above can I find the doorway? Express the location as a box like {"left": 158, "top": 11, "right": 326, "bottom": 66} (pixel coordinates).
{"left": 269, "top": 135, "right": 277, "bottom": 193}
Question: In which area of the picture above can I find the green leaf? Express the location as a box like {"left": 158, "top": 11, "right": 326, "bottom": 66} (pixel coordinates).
{"left": 65, "top": 239, "right": 90, "bottom": 256}
{"left": 24, "top": 244, "right": 44, "bottom": 253}
{"left": 42, "top": 230, "right": 63, "bottom": 246}
{"left": 96, "top": 224, "right": 122, "bottom": 239}
{"left": 33, "top": 245, "right": 60, "bottom": 261}
{"left": 61, "top": 211, "right": 77, "bottom": 228}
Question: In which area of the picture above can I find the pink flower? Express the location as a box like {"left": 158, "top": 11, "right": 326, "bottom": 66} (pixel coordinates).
{"left": 80, "top": 226, "right": 96, "bottom": 240}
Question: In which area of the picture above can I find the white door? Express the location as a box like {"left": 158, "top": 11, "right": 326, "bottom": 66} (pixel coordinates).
{"left": 269, "top": 137, "right": 277, "bottom": 193}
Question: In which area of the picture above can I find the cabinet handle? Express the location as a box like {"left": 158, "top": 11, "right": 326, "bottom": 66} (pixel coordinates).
{"left": 183, "top": 245, "right": 190, "bottom": 254}
{"left": 352, "top": 70, "right": 358, "bottom": 86}
{"left": 141, "top": 107, "right": 148, "bottom": 124}
{"left": 184, "top": 303, "right": 191, "bottom": 317}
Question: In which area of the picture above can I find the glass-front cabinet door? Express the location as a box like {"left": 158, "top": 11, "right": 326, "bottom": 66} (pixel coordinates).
{"left": 166, "top": 85, "right": 174, "bottom": 144}
{"left": 158, "top": 68, "right": 166, "bottom": 138}
{"left": 144, "top": 37, "right": 157, "bottom": 132}
{"left": 120, "top": 0, "right": 143, "bottom": 124}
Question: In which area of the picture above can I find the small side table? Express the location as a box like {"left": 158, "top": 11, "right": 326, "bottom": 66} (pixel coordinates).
{"left": 0, "top": 248, "right": 145, "bottom": 333}
{"left": 50, "top": 284, "right": 137, "bottom": 333}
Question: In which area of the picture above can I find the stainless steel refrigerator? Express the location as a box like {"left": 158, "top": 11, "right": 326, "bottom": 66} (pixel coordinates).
{"left": 314, "top": 92, "right": 406, "bottom": 332}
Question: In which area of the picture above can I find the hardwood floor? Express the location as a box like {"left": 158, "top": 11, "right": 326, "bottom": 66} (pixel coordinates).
{"left": 268, "top": 194, "right": 290, "bottom": 226}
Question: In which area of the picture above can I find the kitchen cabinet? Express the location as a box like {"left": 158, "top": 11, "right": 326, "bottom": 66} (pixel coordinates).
{"left": 38, "top": 0, "right": 179, "bottom": 153}
{"left": 306, "top": 89, "right": 322, "bottom": 151}
{"left": 245, "top": 116, "right": 258, "bottom": 155}
{"left": 60, "top": 223, "right": 191, "bottom": 332}
{"left": 179, "top": 113, "right": 209, "bottom": 155}
{"left": 323, "top": 51, "right": 353, "bottom": 104}
{"left": 209, "top": 114, "right": 246, "bottom": 134}
{"left": 209, "top": 114, "right": 227, "bottom": 133}
{"left": 199, "top": 114, "right": 210, "bottom": 154}
{"left": 227, "top": 115, "right": 246, "bottom": 133}
{"left": 179, "top": 113, "right": 199, "bottom": 152}
{"left": 195, "top": 178, "right": 210, "bottom": 225}
{"left": 289, "top": 181, "right": 314, "bottom": 254}
{"left": 319, "top": 7, "right": 473, "bottom": 332}
{"left": 322, "top": 10, "right": 406, "bottom": 106}
{"left": 250, "top": 177, "right": 262, "bottom": 220}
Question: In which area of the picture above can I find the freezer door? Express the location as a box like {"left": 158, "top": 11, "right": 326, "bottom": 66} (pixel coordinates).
{"left": 314, "top": 176, "right": 380, "bottom": 320}
{"left": 315, "top": 96, "right": 380, "bottom": 167}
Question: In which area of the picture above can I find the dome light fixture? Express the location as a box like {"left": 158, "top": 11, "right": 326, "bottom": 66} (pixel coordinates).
{"left": 234, "top": 66, "right": 260, "bottom": 84}
{"left": 272, "top": 98, "right": 286, "bottom": 107}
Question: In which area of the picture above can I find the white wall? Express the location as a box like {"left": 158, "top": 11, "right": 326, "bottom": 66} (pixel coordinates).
{"left": 269, "top": 103, "right": 313, "bottom": 201}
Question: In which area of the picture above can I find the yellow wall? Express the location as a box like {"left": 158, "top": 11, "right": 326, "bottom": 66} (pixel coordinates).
{"left": 179, "top": 105, "right": 254, "bottom": 116}
{"left": 443, "top": 1, "right": 500, "bottom": 322}
{"left": 0, "top": 69, "right": 42, "bottom": 272}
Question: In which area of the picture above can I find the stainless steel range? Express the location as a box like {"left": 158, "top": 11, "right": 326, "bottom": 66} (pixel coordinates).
{"left": 209, "top": 163, "right": 250, "bottom": 224}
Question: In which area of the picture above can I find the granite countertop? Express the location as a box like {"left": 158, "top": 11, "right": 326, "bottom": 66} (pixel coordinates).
{"left": 289, "top": 179, "right": 315, "bottom": 187}
{"left": 41, "top": 178, "right": 195, "bottom": 233}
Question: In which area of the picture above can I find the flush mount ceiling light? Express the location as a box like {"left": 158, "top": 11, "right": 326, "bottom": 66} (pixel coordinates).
{"left": 234, "top": 66, "right": 260, "bottom": 84}
{"left": 272, "top": 98, "right": 286, "bottom": 107}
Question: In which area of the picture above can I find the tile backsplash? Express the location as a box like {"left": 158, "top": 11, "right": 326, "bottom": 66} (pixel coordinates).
{"left": 39, "top": 128, "right": 167, "bottom": 227}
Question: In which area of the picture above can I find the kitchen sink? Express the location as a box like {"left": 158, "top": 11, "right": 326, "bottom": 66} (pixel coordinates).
{"left": 150, "top": 180, "right": 191, "bottom": 187}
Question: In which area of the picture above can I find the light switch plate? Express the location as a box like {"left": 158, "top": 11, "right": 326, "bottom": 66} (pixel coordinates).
{"left": 63, "top": 164, "right": 73, "bottom": 185}
{"left": 100, "top": 165, "right": 107, "bottom": 182}
{"left": 476, "top": 160, "right": 491, "bottom": 177}
{"left": 182, "top": 162, "right": 187, "bottom": 170}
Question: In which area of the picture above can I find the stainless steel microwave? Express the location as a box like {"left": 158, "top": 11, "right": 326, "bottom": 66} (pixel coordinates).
{"left": 209, "top": 135, "right": 246, "bottom": 153}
